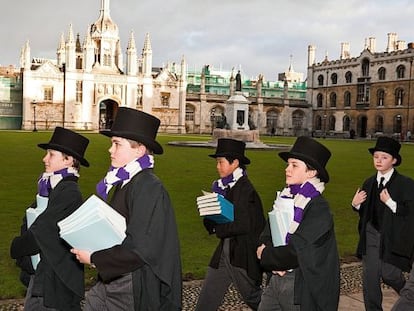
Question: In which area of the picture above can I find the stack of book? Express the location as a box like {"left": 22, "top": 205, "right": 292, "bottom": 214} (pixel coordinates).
{"left": 196, "top": 191, "right": 234, "bottom": 224}
{"left": 26, "top": 194, "right": 49, "bottom": 269}
{"left": 268, "top": 192, "right": 294, "bottom": 247}
{"left": 58, "top": 194, "right": 126, "bottom": 253}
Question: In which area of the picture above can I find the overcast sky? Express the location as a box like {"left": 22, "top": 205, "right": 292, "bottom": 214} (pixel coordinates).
{"left": 1, "top": 0, "right": 413, "bottom": 80}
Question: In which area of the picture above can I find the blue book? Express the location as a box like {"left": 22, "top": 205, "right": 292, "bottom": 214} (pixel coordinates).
{"left": 197, "top": 191, "right": 234, "bottom": 223}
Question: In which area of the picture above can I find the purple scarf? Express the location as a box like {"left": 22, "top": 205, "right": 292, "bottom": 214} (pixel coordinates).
{"left": 37, "top": 167, "right": 79, "bottom": 197}
{"left": 211, "top": 167, "right": 246, "bottom": 196}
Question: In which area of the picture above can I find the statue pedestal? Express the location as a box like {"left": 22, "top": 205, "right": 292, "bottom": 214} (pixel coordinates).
{"left": 212, "top": 129, "right": 261, "bottom": 143}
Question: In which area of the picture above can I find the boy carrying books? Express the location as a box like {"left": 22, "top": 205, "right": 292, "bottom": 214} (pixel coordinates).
{"left": 71, "top": 107, "right": 182, "bottom": 310}
{"left": 256, "top": 136, "right": 340, "bottom": 311}
{"left": 10, "top": 127, "right": 90, "bottom": 310}
{"left": 196, "top": 138, "right": 266, "bottom": 311}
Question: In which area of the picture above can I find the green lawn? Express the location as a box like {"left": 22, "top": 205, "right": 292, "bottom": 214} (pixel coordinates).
{"left": 1, "top": 131, "right": 414, "bottom": 298}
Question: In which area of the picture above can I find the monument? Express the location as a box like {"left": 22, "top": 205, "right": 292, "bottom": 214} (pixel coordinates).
{"left": 212, "top": 71, "right": 263, "bottom": 146}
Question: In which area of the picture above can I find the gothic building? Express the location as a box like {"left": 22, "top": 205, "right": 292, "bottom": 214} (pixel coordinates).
{"left": 20, "top": 0, "right": 187, "bottom": 133}
{"left": 308, "top": 33, "right": 414, "bottom": 139}
{"left": 2, "top": 0, "right": 312, "bottom": 136}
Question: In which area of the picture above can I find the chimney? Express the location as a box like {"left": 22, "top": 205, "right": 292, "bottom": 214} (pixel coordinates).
{"left": 396, "top": 40, "right": 406, "bottom": 51}
{"left": 387, "top": 32, "right": 397, "bottom": 53}
{"left": 308, "top": 45, "right": 316, "bottom": 67}
{"left": 408, "top": 42, "right": 414, "bottom": 49}
{"left": 368, "top": 37, "right": 376, "bottom": 53}
{"left": 340, "top": 42, "right": 350, "bottom": 59}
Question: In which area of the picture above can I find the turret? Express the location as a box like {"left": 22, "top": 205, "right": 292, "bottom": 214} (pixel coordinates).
{"left": 126, "top": 31, "right": 137, "bottom": 75}
{"left": 142, "top": 33, "right": 152, "bottom": 77}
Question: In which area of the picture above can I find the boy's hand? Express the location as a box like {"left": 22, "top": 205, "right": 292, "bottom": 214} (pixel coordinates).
{"left": 352, "top": 188, "right": 367, "bottom": 207}
{"left": 379, "top": 188, "right": 391, "bottom": 203}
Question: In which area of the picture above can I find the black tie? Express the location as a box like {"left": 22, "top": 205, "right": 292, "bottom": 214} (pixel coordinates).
{"left": 378, "top": 177, "right": 385, "bottom": 191}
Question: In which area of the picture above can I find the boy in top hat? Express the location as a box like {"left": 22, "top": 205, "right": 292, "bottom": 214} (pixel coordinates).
{"left": 352, "top": 136, "right": 414, "bottom": 311}
{"left": 10, "top": 127, "right": 90, "bottom": 311}
{"left": 256, "top": 136, "right": 340, "bottom": 311}
{"left": 71, "top": 107, "right": 182, "bottom": 310}
{"left": 195, "top": 138, "right": 266, "bottom": 311}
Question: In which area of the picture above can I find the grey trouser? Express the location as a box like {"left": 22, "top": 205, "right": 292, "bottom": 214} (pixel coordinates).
{"left": 24, "top": 276, "right": 58, "bottom": 311}
{"left": 84, "top": 273, "right": 134, "bottom": 311}
{"left": 195, "top": 239, "right": 262, "bottom": 311}
{"left": 392, "top": 261, "right": 414, "bottom": 311}
{"left": 258, "top": 272, "right": 300, "bottom": 311}
{"left": 363, "top": 223, "right": 405, "bottom": 311}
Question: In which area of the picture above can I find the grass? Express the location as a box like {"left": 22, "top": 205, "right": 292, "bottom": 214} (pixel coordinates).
{"left": 1, "top": 131, "right": 414, "bottom": 298}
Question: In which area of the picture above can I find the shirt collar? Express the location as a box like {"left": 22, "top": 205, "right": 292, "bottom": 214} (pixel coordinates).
{"left": 377, "top": 168, "right": 394, "bottom": 184}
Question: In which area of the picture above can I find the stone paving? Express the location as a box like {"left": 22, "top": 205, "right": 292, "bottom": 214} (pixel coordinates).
{"left": 0, "top": 262, "right": 392, "bottom": 311}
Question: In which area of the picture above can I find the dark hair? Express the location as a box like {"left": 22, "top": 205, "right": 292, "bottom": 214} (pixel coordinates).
{"left": 225, "top": 156, "right": 246, "bottom": 170}
{"left": 63, "top": 153, "right": 81, "bottom": 171}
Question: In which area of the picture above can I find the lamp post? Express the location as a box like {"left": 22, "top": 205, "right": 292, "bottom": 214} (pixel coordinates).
{"left": 210, "top": 108, "right": 216, "bottom": 134}
{"left": 32, "top": 100, "right": 37, "bottom": 132}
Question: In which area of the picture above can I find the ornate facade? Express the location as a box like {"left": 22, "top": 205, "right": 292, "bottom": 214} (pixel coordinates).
{"left": 308, "top": 33, "right": 414, "bottom": 139}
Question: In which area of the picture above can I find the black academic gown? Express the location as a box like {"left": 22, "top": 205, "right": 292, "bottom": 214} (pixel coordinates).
{"left": 260, "top": 195, "right": 340, "bottom": 311}
{"left": 10, "top": 177, "right": 84, "bottom": 311}
{"left": 91, "top": 169, "right": 182, "bottom": 310}
{"left": 355, "top": 170, "right": 414, "bottom": 271}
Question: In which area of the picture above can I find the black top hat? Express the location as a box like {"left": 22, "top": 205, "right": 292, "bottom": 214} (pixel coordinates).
{"left": 209, "top": 138, "right": 250, "bottom": 165}
{"left": 279, "top": 136, "right": 331, "bottom": 183}
{"left": 100, "top": 107, "right": 163, "bottom": 154}
{"left": 368, "top": 136, "right": 401, "bottom": 166}
{"left": 38, "top": 127, "right": 90, "bottom": 167}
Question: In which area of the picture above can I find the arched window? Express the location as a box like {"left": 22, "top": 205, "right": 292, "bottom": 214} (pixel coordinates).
{"left": 185, "top": 104, "right": 195, "bottom": 121}
{"left": 292, "top": 110, "right": 305, "bottom": 130}
{"left": 328, "top": 115, "right": 336, "bottom": 131}
{"left": 397, "top": 65, "right": 405, "bottom": 79}
{"left": 317, "top": 93, "right": 323, "bottom": 108}
{"left": 266, "top": 110, "right": 278, "bottom": 130}
{"left": 345, "top": 71, "right": 352, "bottom": 83}
{"left": 331, "top": 73, "right": 338, "bottom": 85}
{"left": 343, "top": 115, "right": 351, "bottom": 131}
{"left": 377, "top": 89, "right": 385, "bottom": 106}
{"left": 315, "top": 115, "right": 322, "bottom": 131}
{"left": 395, "top": 88, "right": 404, "bottom": 106}
{"left": 330, "top": 92, "right": 337, "bottom": 107}
{"left": 362, "top": 59, "right": 370, "bottom": 76}
{"left": 378, "top": 67, "right": 386, "bottom": 80}
{"left": 318, "top": 75, "right": 324, "bottom": 86}
{"left": 394, "top": 114, "right": 402, "bottom": 133}
{"left": 344, "top": 91, "right": 351, "bottom": 107}
{"left": 375, "top": 115, "right": 384, "bottom": 133}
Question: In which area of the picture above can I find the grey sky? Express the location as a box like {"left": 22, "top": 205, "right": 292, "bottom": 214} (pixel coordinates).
{"left": 1, "top": 0, "right": 413, "bottom": 80}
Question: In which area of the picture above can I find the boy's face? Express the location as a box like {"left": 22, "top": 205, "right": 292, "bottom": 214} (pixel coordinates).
{"left": 109, "top": 136, "right": 142, "bottom": 168}
{"left": 215, "top": 157, "right": 239, "bottom": 178}
{"left": 43, "top": 149, "right": 73, "bottom": 173}
{"left": 373, "top": 151, "right": 396, "bottom": 174}
{"left": 285, "top": 158, "right": 317, "bottom": 185}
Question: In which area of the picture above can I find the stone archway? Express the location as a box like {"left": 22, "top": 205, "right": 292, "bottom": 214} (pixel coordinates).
{"left": 99, "top": 99, "right": 119, "bottom": 129}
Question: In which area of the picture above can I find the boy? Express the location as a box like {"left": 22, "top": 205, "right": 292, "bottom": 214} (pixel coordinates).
{"left": 352, "top": 136, "right": 414, "bottom": 311}
{"left": 10, "top": 127, "right": 90, "bottom": 310}
{"left": 195, "top": 138, "right": 266, "bottom": 311}
{"left": 72, "top": 107, "right": 182, "bottom": 310}
{"left": 257, "top": 136, "right": 340, "bottom": 310}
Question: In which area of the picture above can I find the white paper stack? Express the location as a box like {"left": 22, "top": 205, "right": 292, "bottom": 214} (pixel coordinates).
{"left": 26, "top": 194, "right": 49, "bottom": 269}
{"left": 196, "top": 191, "right": 234, "bottom": 224}
{"left": 268, "top": 191, "right": 294, "bottom": 247}
{"left": 58, "top": 194, "right": 126, "bottom": 253}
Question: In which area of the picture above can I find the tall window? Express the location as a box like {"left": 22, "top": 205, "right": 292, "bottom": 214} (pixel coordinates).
{"left": 395, "top": 88, "right": 404, "bottom": 106}
{"left": 266, "top": 110, "right": 278, "bottom": 130}
{"left": 44, "top": 87, "right": 53, "bottom": 101}
{"left": 185, "top": 105, "right": 195, "bottom": 121}
{"left": 328, "top": 115, "right": 336, "bottom": 131}
{"left": 345, "top": 71, "right": 352, "bottom": 83}
{"left": 330, "top": 92, "right": 337, "bottom": 107}
{"left": 397, "top": 65, "right": 405, "bottom": 79}
{"left": 357, "top": 84, "right": 370, "bottom": 102}
{"left": 375, "top": 115, "right": 384, "bottom": 132}
{"left": 315, "top": 115, "right": 322, "bottom": 131}
{"left": 292, "top": 110, "right": 304, "bottom": 130}
{"left": 343, "top": 115, "right": 351, "bottom": 131}
{"left": 394, "top": 115, "right": 402, "bottom": 133}
{"left": 318, "top": 75, "right": 324, "bottom": 86}
{"left": 377, "top": 89, "right": 385, "bottom": 106}
{"left": 378, "top": 67, "right": 386, "bottom": 80}
{"left": 317, "top": 93, "right": 323, "bottom": 108}
{"left": 331, "top": 73, "right": 338, "bottom": 85}
{"left": 362, "top": 59, "right": 370, "bottom": 76}
{"left": 344, "top": 91, "right": 351, "bottom": 107}
{"left": 76, "top": 81, "right": 82, "bottom": 102}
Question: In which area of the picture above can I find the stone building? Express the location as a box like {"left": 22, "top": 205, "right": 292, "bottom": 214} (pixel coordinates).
{"left": 2, "top": 0, "right": 312, "bottom": 136}
{"left": 307, "top": 32, "right": 414, "bottom": 139}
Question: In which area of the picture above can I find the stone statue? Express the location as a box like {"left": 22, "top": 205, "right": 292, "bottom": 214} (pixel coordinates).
{"left": 236, "top": 70, "right": 242, "bottom": 92}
